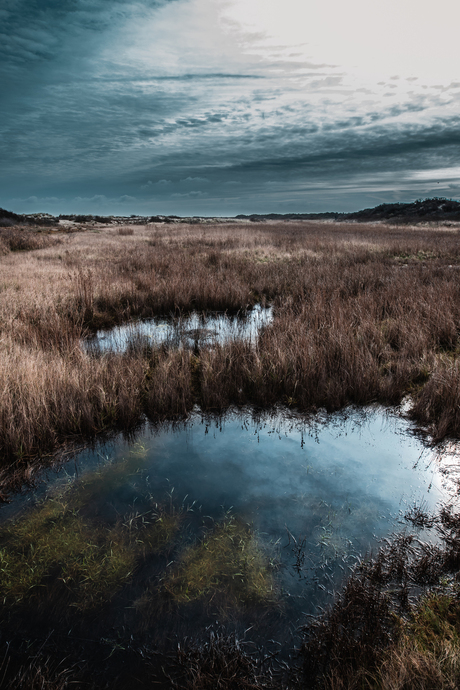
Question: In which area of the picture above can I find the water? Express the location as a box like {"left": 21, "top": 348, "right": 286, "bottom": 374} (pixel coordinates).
{"left": 0, "top": 406, "right": 457, "bottom": 683}
{"left": 84, "top": 304, "right": 273, "bottom": 353}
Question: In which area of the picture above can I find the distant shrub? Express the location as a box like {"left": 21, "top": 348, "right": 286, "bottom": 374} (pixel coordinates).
{"left": 0, "top": 227, "right": 61, "bottom": 252}
{"left": 0, "top": 217, "right": 16, "bottom": 228}
{"left": 116, "top": 226, "right": 134, "bottom": 236}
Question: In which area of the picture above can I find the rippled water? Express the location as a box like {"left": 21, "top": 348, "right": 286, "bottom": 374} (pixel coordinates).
{"left": 84, "top": 304, "right": 273, "bottom": 353}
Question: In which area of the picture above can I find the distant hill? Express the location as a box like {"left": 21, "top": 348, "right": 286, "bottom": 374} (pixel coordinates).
{"left": 0, "top": 208, "right": 54, "bottom": 226}
{"left": 237, "top": 198, "right": 460, "bottom": 223}
{"left": 0, "top": 207, "right": 24, "bottom": 226}
{"left": 1, "top": 198, "right": 460, "bottom": 226}
{"left": 344, "top": 198, "right": 460, "bottom": 223}
{"left": 235, "top": 212, "right": 344, "bottom": 221}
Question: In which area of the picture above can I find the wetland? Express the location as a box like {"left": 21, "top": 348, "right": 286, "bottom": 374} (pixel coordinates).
{"left": 1, "top": 219, "right": 460, "bottom": 688}
{"left": 0, "top": 406, "right": 457, "bottom": 687}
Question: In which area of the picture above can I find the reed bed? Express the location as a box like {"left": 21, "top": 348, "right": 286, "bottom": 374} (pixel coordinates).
{"left": 0, "top": 220, "right": 459, "bottom": 470}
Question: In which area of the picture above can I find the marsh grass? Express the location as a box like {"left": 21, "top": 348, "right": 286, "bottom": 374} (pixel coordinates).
{"left": 1, "top": 220, "right": 459, "bottom": 468}
{"left": 321, "top": 592, "right": 460, "bottom": 690}
{"left": 1, "top": 653, "right": 74, "bottom": 690}
{"left": 383, "top": 593, "right": 460, "bottom": 688}
{"left": 173, "top": 632, "right": 277, "bottom": 689}
{"left": 302, "top": 503, "right": 460, "bottom": 689}
{"left": 411, "top": 359, "right": 460, "bottom": 441}
{"left": 162, "top": 514, "right": 277, "bottom": 610}
{"left": 0, "top": 226, "right": 62, "bottom": 253}
{"left": 3, "top": 217, "right": 460, "bottom": 686}
{"left": 116, "top": 226, "right": 134, "bottom": 236}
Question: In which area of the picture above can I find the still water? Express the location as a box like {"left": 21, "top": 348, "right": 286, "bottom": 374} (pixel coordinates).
{"left": 0, "top": 406, "right": 457, "bottom": 671}
{"left": 84, "top": 304, "right": 273, "bottom": 353}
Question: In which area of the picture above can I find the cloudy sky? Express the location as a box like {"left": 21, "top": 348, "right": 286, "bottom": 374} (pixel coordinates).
{"left": 1, "top": 0, "right": 460, "bottom": 216}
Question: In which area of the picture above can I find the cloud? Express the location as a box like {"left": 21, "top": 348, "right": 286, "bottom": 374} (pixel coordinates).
{"left": 8, "top": 195, "right": 60, "bottom": 205}
{"left": 0, "top": 0, "right": 176, "bottom": 70}
{"left": 141, "top": 179, "right": 173, "bottom": 189}
{"left": 171, "top": 191, "right": 208, "bottom": 198}
{"left": 94, "top": 74, "right": 265, "bottom": 83}
{"left": 73, "top": 195, "right": 108, "bottom": 204}
{"left": 1, "top": 0, "right": 460, "bottom": 216}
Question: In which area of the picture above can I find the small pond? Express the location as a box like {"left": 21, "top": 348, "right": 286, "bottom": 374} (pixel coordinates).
{"left": 0, "top": 406, "right": 458, "bottom": 683}
{"left": 84, "top": 304, "right": 273, "bottom": 353}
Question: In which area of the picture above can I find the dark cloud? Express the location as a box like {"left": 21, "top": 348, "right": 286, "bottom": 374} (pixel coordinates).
{"left": 1, "top": 0, "right": 459, "bottom": 214}
{"left": 0, "top": 0, "right": 174, "bottom": 67}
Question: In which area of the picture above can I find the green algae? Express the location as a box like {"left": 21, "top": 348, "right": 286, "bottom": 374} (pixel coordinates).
{"left": 0, "top": 443, "right": 182, "bottom": 610}
{"left": 163, "top": 515, "right": 277, "bottom": 608}
{"left": 0, "top": 497, "right": 135, "bottom": 609}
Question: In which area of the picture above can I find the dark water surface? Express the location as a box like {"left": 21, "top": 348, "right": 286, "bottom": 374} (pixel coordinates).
{"left": 1, "top": 406, "right": 458, "bottom": 683}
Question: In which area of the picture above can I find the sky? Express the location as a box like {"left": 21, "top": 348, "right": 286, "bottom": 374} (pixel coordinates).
{"left": 1, "top": 0, "right": 460, "bottom": 216}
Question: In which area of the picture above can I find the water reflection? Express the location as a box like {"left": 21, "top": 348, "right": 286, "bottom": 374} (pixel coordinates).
{"left": 84, "top": 304, "right": 273, "bottom": 354}
{"left": 0, "top": 407, "right": 456, "bottom": 657}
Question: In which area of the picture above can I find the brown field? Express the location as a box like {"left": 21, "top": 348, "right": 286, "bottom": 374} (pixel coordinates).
{"left": 1, "top": 219, "right": 460, "bottom": 687}
{"left": 1, "top": 220, "right": 460, "bottom": 476}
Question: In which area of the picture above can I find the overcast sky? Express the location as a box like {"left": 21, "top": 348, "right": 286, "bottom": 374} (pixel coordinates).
{"left": 1, "top": 0, "right": 460, "bottom": 216}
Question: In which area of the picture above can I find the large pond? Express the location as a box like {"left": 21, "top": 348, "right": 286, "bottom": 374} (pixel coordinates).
{"left": 84, "top": 304, "right": 273, "bottom": 353}
{"left": 1, "top": 406, "right": 458, "bottom": 684}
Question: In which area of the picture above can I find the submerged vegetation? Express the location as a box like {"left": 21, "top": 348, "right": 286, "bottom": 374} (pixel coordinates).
{"left": 162, "top": 514, "right": 277, "bottom": 609}
{"left": 0, "top": 444, "right": 185, "bottom": 610}
{"left": 0, "top": 496, "right": 136, "bottom": 609}
{"left": 0, "top": 440, "right": 278, "bottom": 683}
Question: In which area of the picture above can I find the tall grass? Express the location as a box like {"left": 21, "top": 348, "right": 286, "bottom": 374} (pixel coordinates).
{"left": 0, "top": 225, "right": 61, "bottom": 253}
{"left": 0, "top": 220, "right": 459, "bottom": 469}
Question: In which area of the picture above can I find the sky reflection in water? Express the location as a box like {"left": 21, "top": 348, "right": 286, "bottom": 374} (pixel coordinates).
{"left": 1, "top": 406, "right": 456, "bottom": 642}
{"left": 84, "top": 304, "right": 273, "bottom": 354}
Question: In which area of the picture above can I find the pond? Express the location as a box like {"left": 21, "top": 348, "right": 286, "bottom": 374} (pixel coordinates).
{"left": 0, "top": 406, "right": 457, "bottom": 685}
{"left": 84, "top": 304, "right": 273, "bottom": 353}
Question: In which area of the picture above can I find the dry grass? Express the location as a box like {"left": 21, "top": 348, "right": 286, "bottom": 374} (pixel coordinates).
{"left": 0, "top": 225, "right": 62, "bottom": 253}
{"left": 1, "top": 655, "right": 74, "bottom": 690}
{"left": 1, "top": 220, "right": 459, "bottom": 469}
{"left": 173, "top": 632, "right": 277, "bottom": 689}
{"left": 301, "top": 502, "right": 460, "bottom": 690}
{"left": 0, "top": 215, "right": 459, "bottom": 684}
{"left": 320, "top": 592, "right": 460, "bottom": 690}
{"left": 377, "top": 593, "right": 460, "bottom": 690}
